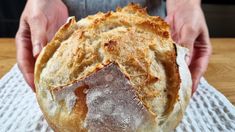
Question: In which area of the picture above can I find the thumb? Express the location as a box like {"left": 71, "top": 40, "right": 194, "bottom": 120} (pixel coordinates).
{"left": 28, "top": 14, "right": 47, "bottom": 57}
{"left": 16, "top": 18, "right": 36, "bottom": 91}
{"left": 189, "top": 53, "right": 209, "bottom": 94}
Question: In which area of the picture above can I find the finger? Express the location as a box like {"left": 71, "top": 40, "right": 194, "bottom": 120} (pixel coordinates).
{"left": 28, "top": 13, "right": 47, "bottom": 57}
{"left": 189, "top": 50, "right": 210, "bottom": 94}
{"left": 190, "top": 33, "right": 212, "bottom": 93}
{"left": 15, "top": 19, "right": 36, "bottom": 92}
{"left": 178, "top": 25, "right": 198, "bottom": 65}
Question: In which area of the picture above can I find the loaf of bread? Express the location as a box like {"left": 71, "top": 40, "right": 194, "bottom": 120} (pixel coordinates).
{"left": 34, "top": 3, "right": 192, "bottom": 132}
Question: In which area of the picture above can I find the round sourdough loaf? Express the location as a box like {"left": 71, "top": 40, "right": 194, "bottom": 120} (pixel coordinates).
{"left": 35, "top": 3, "right": 192, "bottom": 132}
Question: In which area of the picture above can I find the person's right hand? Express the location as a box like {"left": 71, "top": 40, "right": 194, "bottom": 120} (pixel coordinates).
{"left": 16, "top": 0, "right": 68, "bottom": 91}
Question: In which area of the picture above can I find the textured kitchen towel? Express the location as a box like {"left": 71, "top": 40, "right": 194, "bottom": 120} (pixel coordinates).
{"left": 0, "top": 64, "right": 235, "bottom": 132}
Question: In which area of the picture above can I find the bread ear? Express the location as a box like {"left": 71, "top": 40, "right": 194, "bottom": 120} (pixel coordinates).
{"left": 34, "top": 17, "right": 77, "bottom": 89}
{"left": 161, "top": 44, "right": 192, "bottom": 131}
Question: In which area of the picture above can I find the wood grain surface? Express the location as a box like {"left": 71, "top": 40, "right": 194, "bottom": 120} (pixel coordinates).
{"left": 0, "top": 38, "right": 234, "bottom": 105}
{"left": 205, "top": 39, "right": 235, "bottom": 105}
{"left": 0, "top": 39, "right": 16, "bottom": 78}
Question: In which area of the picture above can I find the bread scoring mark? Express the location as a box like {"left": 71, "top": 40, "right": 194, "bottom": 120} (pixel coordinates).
{"left": 159, "top": 50, "right": 181, "bottom": 115}
{"left": 35, "top": 17, "right": 78, "bottom": 87}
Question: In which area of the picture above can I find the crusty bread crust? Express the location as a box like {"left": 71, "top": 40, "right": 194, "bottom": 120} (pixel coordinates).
{"left": 35, "top": 3, "right": 192, "bottom": 132}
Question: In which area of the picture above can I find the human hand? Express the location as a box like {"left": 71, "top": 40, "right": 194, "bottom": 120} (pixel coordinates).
{"left": 165, "top": 0, "right": 212, "bottom": 93}
{"left": 15, "top": 0, "right": 68, "bottom": 91}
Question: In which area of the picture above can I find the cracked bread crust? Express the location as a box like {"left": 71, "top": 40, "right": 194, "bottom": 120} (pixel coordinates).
{"left": 35, "top": 3, "right": 192, "bottom": 132}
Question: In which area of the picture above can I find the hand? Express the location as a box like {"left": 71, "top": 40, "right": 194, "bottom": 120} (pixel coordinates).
{"left": 165, "top": 0, "right": 212, "bottom": 93}
{"left": 15, "top": 0, "right": 68, "bottom": 91}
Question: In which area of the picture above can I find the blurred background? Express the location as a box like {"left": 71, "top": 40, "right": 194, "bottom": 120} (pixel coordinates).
{"left": 0, "top": 0, "right": 235, "bottom": 37}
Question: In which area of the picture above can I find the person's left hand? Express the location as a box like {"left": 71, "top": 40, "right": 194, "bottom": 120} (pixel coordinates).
{"left": 165, "top": 0, "right": 212, "bottom": 94}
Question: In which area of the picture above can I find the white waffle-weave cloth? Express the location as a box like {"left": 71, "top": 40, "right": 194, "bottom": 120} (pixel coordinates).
{"left": 0, "top": 64, "right": 235, "bottom": 132}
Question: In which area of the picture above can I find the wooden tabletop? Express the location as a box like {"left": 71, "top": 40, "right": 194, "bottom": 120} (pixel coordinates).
{"left": 0, "top": 38, "right": 234, "bottom": 105}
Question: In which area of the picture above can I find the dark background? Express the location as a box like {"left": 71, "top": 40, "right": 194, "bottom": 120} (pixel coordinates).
{"left": 0, "top": 0, "right": 235, "bottom": 37}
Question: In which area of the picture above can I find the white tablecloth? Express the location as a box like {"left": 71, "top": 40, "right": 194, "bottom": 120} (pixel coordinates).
{"left": 0, "top": 64, "right": 235, "bottom": 132}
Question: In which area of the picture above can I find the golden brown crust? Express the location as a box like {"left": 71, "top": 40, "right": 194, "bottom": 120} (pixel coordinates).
{"left": 34, "top": 17, "right": 78, "bottom": 89}
{"left": 35, "top": 3, "right": 192, "bottom": 132}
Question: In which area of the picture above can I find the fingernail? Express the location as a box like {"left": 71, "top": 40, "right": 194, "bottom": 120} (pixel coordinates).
{"left": 33, "top": 44, "right": 42, "bottom": 57}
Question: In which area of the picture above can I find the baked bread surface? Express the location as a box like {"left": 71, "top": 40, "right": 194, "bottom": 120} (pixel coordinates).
{"left": 35, "top": 3, "right": 192, "bottom": 132}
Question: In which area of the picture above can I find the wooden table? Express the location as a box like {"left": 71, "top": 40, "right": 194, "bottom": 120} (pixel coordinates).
{"left": 0, "top": 38, "right": 234, "bottom": 105}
